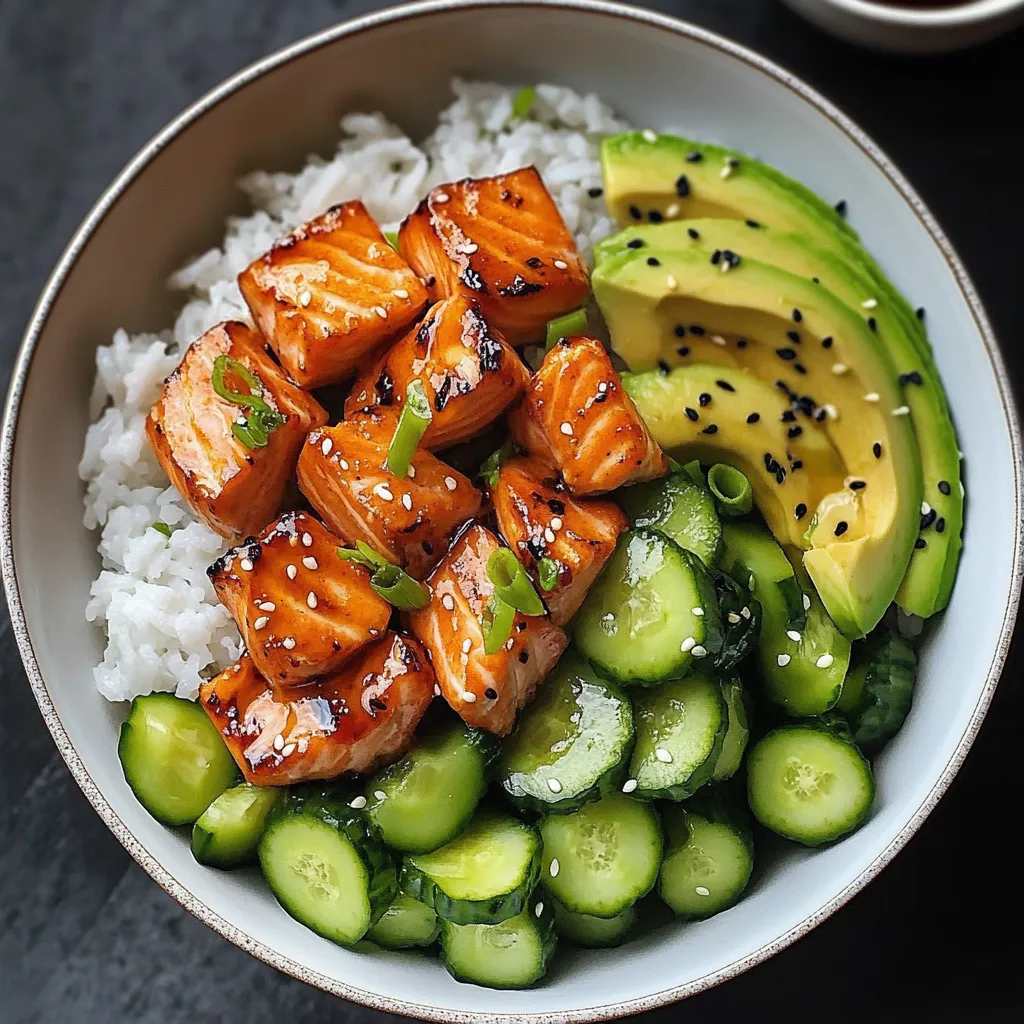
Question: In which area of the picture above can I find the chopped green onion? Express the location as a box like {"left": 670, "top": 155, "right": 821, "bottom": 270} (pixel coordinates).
{"left": 537, "top": 557, "right": 559, "bottom": 592}
{"left": 545, "top": 307, "right": 588, "bottom": 350}
{"left": 482, "top": 594, "right": 517, "bottom": 655}
{"left": 212, "top": 356, "right": 270, "bottom": 413}
{"left": 384, "top": 229, "right": 400, "bottom": 250}
{"left": 480, "top": 439, "right": 513, "bottom": 488}
{"left": 337, "top": 543, "right": 429, "bottom": 610}
{"left": 151, "top": 521, "right": 172, "bottom": 538}
{"left": 681, "top": 459, "right": 706, "bottom": 488}
{"left": 665, "top": 456, "right": 685, "bottom": 473}
{"left": 510, "top": 85, "right": 536, "bottom": 120}
{"left": 387, "top": 380, "right": 433, "bottom": 477}
{"left": 486, "top": 549, "right": 544, "bottom": 616}
{"left": 707, "top": 463, "right": 753, "bottom": 516}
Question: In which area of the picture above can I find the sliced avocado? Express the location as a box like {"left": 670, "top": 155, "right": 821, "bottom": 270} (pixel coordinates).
{"left": 594, "top": 247, "right": 923, "bottom": 638}
{"left": 599, "top": 219, "right": 962, "bottom": 619}
{"left": 721, "top": 522, "right": 851, "bottom": 716}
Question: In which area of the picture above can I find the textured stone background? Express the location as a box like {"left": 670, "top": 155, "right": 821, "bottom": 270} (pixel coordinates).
{"left": 1, "top": 1, "right": 1021, "bottom": 1021}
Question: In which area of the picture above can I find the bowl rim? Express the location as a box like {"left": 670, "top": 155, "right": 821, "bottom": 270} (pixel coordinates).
{"left": 1, "top": 0, "right": 1021, "bottom": 1019}
{"left": 796, "top": 0, "right": 1024, "bottom": 29}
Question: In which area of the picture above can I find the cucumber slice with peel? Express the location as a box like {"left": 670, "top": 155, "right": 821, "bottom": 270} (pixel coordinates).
{"left": 367, "top": 893, "right": 439, "bottom": 949}
{"left": 551, "top": 900, "right": 637, "bottom": 948}
{"left": 711, "top": 678, "right": 750, "bottom": 782}
{"left": 191, "top": 783, "right": 282, "bottom": 868}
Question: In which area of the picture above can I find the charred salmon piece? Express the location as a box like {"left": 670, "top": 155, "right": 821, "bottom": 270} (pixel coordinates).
{"left": 345, "top": 296, "right": 530, "bottom": 450}
{"left": 199, "top": 632, "right": 435, "bottom": 785}
{"left": 407, "top": 524, "right": 568, "bottom": 736}
{"left": 208, "top": 510, "right": 391, "bottom": 687}
{"left": 238, "top": 201, "right": 428, "bottom": 389}
{"left": 398, "top": 167, "right": 590, "bottom": 345}
{"left": 296, "top": 410, "right": 484, "bottom": 580}
{"left": 510, "top": 335, "right": 670, "bottom": 495}
{"left": 490, "top": 455, "right": 629, "bottom": 626}
{"left": 146, "top": 320, "right": 327, "bottom": 539}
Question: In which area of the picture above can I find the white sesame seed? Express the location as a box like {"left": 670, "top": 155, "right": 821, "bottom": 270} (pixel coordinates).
{"left": 559, "top": 422, "right": 573, "bottom": 436}
{"left": 777, "top": 653, "right": 792, "bottom": 667}
{"left": 549, "top": 858, "right": 560, "bottom": 878}
{"left": 307, "top": 591, "right": 318, "bottom": 609}
{"left": 666, "top": 274, "right": 678, "bottom": 290}
{"left": 544, "top": 528, "right": 557, "bottom": 544}
{"left": 392, "top": 289, "right": 409, "bottom": 299}
{"left": 349, "top": 795, "right": 367, "bottom": 809}
{"left": 803, "top": 593, "right": 812, "bottom": 611}
{"left": 302, "top": 556, "right": 318, "bottom": 570}
{"left": 864, "top": 392, "right": 880, "bottom": 403}
{"left": 727, "top": 611, "right": 741, "bottom": 624}
{"left": 535, "top": 902, "right": 545, "bottom": 918}
{"left": 711, "top": 334, "right": 727, "bottom": 347}
{"left": 433, "top": 683, "right": 441, "bottom": 696}
{"left": 444, "top": 476, "right": 458, "bottom": 492}
{"left": 550, "top": 517, "right": 563, "bottom": 531}
{"left": 262, "top": 602, "right": 277, "bottom": 612}
{"left": 435, "top": 192, "right": 449, "bottom": 203}
{"left": 321, "top": 438, "right": 333, "bottom": 456}
{"left": 402, "top": 493, "right": 413, "bottom": 511}
{"left": 547, "top": 777, "right": 563, "bottom": 793}
{"left": 339, "top": 459, "right": 350, "bottom": 470}
{"left": 282, "top": 637, "right": 296, "bottom": 650}
{"left": 374, "top": 790, "right": 388, "bottom": 801}
{"left": 691, "top": 645, "right": 708, "bottom": 658}
{"left": 602, "top": 613, "right": 615, "bottom": 622}
{"left": 280, "top": 743, "right": 296, "bottom": 757}
{"left": 462, "top": 638, "right": 472, "bottom": 654}
{"left": 302, "top": 532, "right": 313, "bottom": 547}
{"left": 374, "top": 305, "right": 388, "bottom": 319}
{"left": 832, "top": 363, "right": 848, "bottom": 375}
{"left": 921, "top": 501, "right": 932, "bottom": 515}
{"left": 553, "top": 259, "right": 568, "bottom": 270}
{"left": 816, "top": 653, "right": 835, "bottom": 669}
{"left": 622, "top": 778, "right": 638, "bottom": 794}
{"left": 680, "top": 636, "right": 696, "bottom": 652}
{"left": 374, "top": 483, "right": 394, "bottom": 501}
{"left": 892, "top": 405, "right": 911, "bottom": 416}
{"left": 286, "top": 564, "right": 297, "bottom": 580}
{"left": 239, "top": 558, "right": 254, "bottom": 572}
{"left": 786, "top": 629, "right": 802, "bottom": 642}
{"left": 442, "top": 594, "right": 455, "bottom": 611}
{"left": 824, "top": 403, "right": 839, "bottom": 420}
{"left": 598, "top": 381, "right": 608, "bottom": 392}
{"left": 462, "top": 690, "right": 477, "bottom": 703}
{"left": 720, "top": 163, "right": 733, "bottom": 179}
{"left": 695, "top": 886, "right": 711, "bottom": 897}
{"left": 740, "top": 605, "right": 751, "bottom": 619}
{"left": 692, "top": 606, "right": 704, "bottom": 617}
{"left": 642, "top": 128, "right": 657, "bottom": 143}
{"left": 655, "top": 747, "right": 674, "bottom": 763}
{"left": 862, "top": 298, "right": 878, "bottom": 309}
{"left": 299, "top": 290, "right": 312, "bottom": 307}
{"left": 460, "top": 242, "right": 479, "bottom": 254}
{"left": 253, "top": 616, "right": 270, "bottom": 631}
{"left": 273, "top": 734, "right": 284, "bottom": 751}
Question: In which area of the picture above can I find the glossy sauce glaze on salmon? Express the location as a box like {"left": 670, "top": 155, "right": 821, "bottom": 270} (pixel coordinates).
{"left": 398, "top": 168, "right": 590, "bottom": 345}
{"left": 407, "top": 524, "right": 568, "bottom": 736}
{"left": 344, "top": 295, "right": 530, "bottom": 450}
{"left": 296, "top": 411, "right": 484, "bottom": 579}
{"left": 146, "top": 321, "right": 327, "bottom": 539}
{"left": 208, "top": 511, "right": 391, "bottom": 687}
{"left": 491, "top": 455, "right": 629, "bottom": 626}
{"left": 199, "top": 632, "right": 435, "bottom": 785}
{"left": 511, "top": 335, "right": 670, "bottom": 495}
{"left": 238, "top": 201, "right": 428, "bottom": 389}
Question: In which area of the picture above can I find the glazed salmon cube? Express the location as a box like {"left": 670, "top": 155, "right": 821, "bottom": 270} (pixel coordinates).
{"left": 296, "top": 410, "right": 483, "bottom": 579}
{"left": 200, "top": 632, "right": 435, "bottom": 785}
{"left": 238, "top": 201, "right": 428, "bottom": 388}
{"left": 490, "top": 455, "right": 628, "bottom": 626}
{"left": 146, "top": 320, "right": 327, "bottom": 539}
{"left": 207, "top": 510, "right": 391, "bottom": 687}
{"left": 510, "top": 335, "right": 669, "bottom": 495}
{"left": 398, "top": 167, "right": 590, "bottom": 345}
{"left": 407, "top": 524, "right": 568, "bottom": 736}
{"left": 344, "top": 295, "right": 530, "bottom": 450}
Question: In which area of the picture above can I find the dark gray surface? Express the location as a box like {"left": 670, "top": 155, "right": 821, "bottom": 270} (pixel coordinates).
{"left": 1, "top": 1, "right": 1022, "bottom": 1021}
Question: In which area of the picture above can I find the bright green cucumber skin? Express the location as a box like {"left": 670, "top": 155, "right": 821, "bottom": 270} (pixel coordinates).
{"left": 367, "top": 893, "right": 440, "bottom": 949}
{"left": 191, "top": 783, "right": 282, "bottom": 868}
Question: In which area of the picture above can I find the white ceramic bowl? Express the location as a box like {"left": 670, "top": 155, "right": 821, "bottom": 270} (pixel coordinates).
{"left": 2, "top": 1, "right": 1021, "bottom": 1019}
{"left": 780, "top": 0, "right": 1024, "bottom": 54}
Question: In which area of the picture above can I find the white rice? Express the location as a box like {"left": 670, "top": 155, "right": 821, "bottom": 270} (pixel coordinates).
{"left": 80, "top": 80, "right": 627, "bottom": 702}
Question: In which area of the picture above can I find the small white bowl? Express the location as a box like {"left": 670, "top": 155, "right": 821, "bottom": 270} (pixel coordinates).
{"left": 780, "top": 0, "right": 1024, "bottom": 54}
{"left": 1, "top": 1, "right": 1022, "bottom": 1020}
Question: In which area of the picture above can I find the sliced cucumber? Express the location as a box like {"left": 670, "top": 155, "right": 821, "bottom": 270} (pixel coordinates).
{"left": 440, "top": 900, "right": 555, "bottom": 989}
{"left": 118, "top": 693, "right": 237, "bottom": 826}
{"left": 573, "top": 528, "right": 722, "bottom": 685}
{"left": 539, "top": 792, "right": 662, "bottom": 918}
{"left": 659, "top": 794, "right": 754, "bottom": 918}
{"left": 367, "top": 892, "right": 439, "bottom": 949}
{"left": 258, "top": 794, "right": 397, "bottom": 946}
{"left": 711, "top": 678, "right": 750, "bottom": 782}
{"left": 628, "top": 674, "right": 727, "bottom": 800}
{"left": 191, "top": 783, "right": 282, "bottom": 868}
{"left": 551, "top": 900, "right": 637, "bottom": 948}
{"left": 617, "top": 471, "right": 722, "bottom": 566}
{"left": 712, "top": 570, "right": 761, "bottom": 672}
{"left": 499, "top": 650, "right": 634, "bottom": 813}
{"left": 747, "top": 720, "right": 875, "bottom": 846}
{"left": 401, "top": 811, "right": 541, "bottom": 925}
{"left": 367, "top": 711, "right": 498, "bottom": 854}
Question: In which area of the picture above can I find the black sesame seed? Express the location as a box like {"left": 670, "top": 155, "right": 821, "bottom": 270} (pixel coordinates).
{"left": 724, "top": 250, "right": 741, "bottom": 268}
{"left": 716, "top": 379, "right": 736, "bottom": 392}
{"left": 835, "top": 199, "right": 848, "bottom": 217}
{"left": 867, "top": 316, "right": 877, "bottom": 332}
{"left": 812, "top": 277, "right": 821, "bottom": 285}
{"left": 588, "top": 186, "right": 604, "bottom": 198}
{"left": 795, "top": 503, "right": 808, "bottom": 520}
{"left": 737, "top": 338, "right": 748, "bottom": 349}
{"left": 677, "top": 346, "right": 691, "bottom": 357}
{"left": 485, "top": 687, "right": 499, "bottom": 699}
{"left": 792, "top": 309, "right": 803, "bottom": 323}
{"left": 685, "top": 407, "right": 699, "bottom": 421}
{"left": 710, "top": 249, "right": 723, "bottom": 266}
{"left": 873, "top": 442, "right": 883, "bottom": 459}
{"left": 899, "top": 370, "right": 924, "bottom": 387}
{"left": 689, "top": 325, "right": 706, "bottom": 336}
{"left": 686, "top": 150, "right": 704, "bottom": 163}
{"left": 821, "top": 336, "right": 834, "bottom": 349}
{"left": 673, "top": 324, "right": 685, "bottom": 338}
{"left": 627, "top": 238, "right": 645, "bottom": 249}
{"left": 916, "top": 307, "right": 926, "bottom": 321}
{"left": 526, "top": 256, "right": 543, "bottom": 268}
{"left": 746, "top": 219, "right": 761, "bottom": 229}
{"left": 648, "top": 210, "right": 664, "bottom": 223}
{"left": 781, "top": 410, "right": 797, "bottom": 423}
{"left": 794, "top": 363, "right": 808, "bottom": 375}
{"left": 850, "top": 479, "right": 867, "bottom": 491}
{"left": 687, "top": 227, "right": 700, "bottom": 240}
{"left": 787, "top": 330, "right": 801, "bottom": 344}
{"left": 920, "top": 508, "right": 937, "bottom": 530}
{"left": 675, "top": 174, "right": 690, "bottom": 197}
{"left": 915, "top": 537, "right": 927, "bottom": 550}
{"left": 657, "top": 360, "right": 671, "bottom": 375}
{"left": 369, "top": 697, "right": 388, "bottom": 711}
{"left": 776, "top": 348, "right": 797, "bottom": 361}
{"left": 747, "top": 412, "right": 760, "bottom": 424}
{"left": 938, "top": 480, "right": 951, "bottom": 495}
{"left": 727, "top": 157, "right": 740, "bottom": 168}
{"left": 516, "top": 621, "right": 528, "bottom": 632}
{"left": 790, "top": 459, "right": 804, "bottom": 471}
{"left": 764, "top": 453, "right": 775, "bottom": 471}
{"left": 702, "top": 424, "right": 719, "bottom": 435}
{"left": 776, "top": 467, "right": 786, "bottom": 484}
{"left": 699, "top": 392, "right": 712, "bottom": 407}
{"left": 936, "top": 517, "right": 946, "bottom": 533}
{"left": 788, "top": 425, "right": 803, "bottom": 439}
{"left": 422, "top": 541, "right": 434, "bottom": 555}
{"left": 518, "top": 651, "right": 529, "bottom": 664}
{"left": 834, "top": 521, "right": 849, "bottom": 537}
{"left": 629, "top": 205, "right": 642, "bottom": 221}
{"left": 814, "top": 408, "right": 827, "bottom": 422}
{"left": 647, "top": 256, "right": 661, "bottom": 267}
